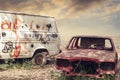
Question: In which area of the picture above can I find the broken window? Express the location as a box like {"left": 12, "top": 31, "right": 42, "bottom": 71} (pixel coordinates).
{"left": 67, "top": 37, "right": 113, "bottom": 51}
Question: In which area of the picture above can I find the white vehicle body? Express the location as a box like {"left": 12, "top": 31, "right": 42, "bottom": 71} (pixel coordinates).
{"left": 0, "top": 11, "right": 60, "bottom": 60}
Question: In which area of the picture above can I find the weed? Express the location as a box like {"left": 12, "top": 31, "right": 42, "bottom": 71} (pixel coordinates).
{"left": 22, "top": 60, "right": 33, "bottom": 70}
{"left": 57, "top": 73, "right": 115, "bottom": 80}
{"left": 0, "top": 60, "right": 33, "bottom": 70}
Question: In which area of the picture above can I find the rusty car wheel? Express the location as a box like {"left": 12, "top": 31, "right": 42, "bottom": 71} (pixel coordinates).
{"left": 32, "top": 52, "right": 47, "bottom": 65}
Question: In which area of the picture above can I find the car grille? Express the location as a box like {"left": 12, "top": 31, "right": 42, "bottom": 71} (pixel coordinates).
{"left": 71, "top": 60, "right": 99, "bottom": 74}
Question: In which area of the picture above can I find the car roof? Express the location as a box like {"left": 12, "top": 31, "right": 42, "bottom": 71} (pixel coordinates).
{"left": 72, "top": 35, "right": 112, "bottom": 39}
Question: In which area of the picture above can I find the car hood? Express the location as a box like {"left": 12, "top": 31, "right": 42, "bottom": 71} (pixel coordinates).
{"left": 56, "top": 49, "right": 116, "bottom": 62}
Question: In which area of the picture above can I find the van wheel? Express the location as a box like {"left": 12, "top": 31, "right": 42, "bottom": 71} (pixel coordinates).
{"left": 32, "top": 52, "right": 47, "bottom": 65}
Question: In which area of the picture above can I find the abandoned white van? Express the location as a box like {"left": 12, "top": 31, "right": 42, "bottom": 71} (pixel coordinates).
{"left": 0, "top": 11, "right": 60, "bottom": 65}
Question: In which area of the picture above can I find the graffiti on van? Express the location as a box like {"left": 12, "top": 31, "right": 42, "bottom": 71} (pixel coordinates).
{"left": 0, "top": 15, "right": 57, "bottom": 41}
{"left": 2, "top": 41, "right": 21, "bottom": 57}
{"left": 1, "top": 18, "right": 51, "bottom": 31}
{"left": 0, "top": 11, "right": 60, "bottom": 65}
{"left": 2, "top": 41, "right": 14, "bottom": 53}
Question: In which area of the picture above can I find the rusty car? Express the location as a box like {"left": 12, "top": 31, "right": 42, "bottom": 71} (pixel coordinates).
{"left": 56, "top": 35, "right": 118, "bottom": 79}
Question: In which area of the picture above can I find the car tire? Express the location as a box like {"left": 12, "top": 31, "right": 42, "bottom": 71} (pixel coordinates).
{"left": 32, "top": 52, "right": 47, "bottom": 66}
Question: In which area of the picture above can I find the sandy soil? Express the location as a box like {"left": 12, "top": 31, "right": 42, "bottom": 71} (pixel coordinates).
{"left": 0, "top": 64, "right": 61, "bottom": 80}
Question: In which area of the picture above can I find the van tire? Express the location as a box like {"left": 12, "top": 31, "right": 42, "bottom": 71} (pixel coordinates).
{"left": 32, "top": 52, "right": 47, "bottom": 66}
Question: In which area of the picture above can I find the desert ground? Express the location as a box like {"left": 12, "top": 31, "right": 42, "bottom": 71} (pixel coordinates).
{"left": 0, "top": 64, "right": 61, "bottom": 80}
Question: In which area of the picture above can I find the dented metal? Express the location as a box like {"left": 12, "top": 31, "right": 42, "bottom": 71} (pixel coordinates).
{"left": 56, "top": 36, "right": 118, "bottom": 78}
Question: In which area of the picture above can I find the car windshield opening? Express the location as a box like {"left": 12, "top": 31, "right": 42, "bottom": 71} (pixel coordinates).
{"left": 67, "top": 37, "right": 113, "bottom": 51}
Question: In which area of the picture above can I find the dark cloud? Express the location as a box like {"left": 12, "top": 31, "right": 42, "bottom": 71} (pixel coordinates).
{"left": 0, "top": 0, "right": 54, "bottom": 11}
{"left": 0, "top": 0, "right": 108, "bottom": 11}
{"left": 0, "top": 0, "right": 29, "bottom": 11}
{"left": 64, "top": 0, "right": 108, "bottom": 13}
{"left": 0, "top": 0, "right": 116, "bottom": 18}
{"left": 8, "top": 0, "right": 26, "bottom": 4}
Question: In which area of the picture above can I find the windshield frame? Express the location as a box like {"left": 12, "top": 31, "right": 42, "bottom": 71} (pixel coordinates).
{"left": 66, "top": 36, "right": 114, "bottom": 51}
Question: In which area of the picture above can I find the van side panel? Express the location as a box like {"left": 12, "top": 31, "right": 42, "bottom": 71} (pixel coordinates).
{"left": 0, "top": 12, "right": 60, "bottom": 59}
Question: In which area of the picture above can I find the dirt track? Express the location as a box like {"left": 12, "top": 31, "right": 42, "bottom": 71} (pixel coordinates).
{"left": 0, "top": 64, "right": 61, "bottom": 80}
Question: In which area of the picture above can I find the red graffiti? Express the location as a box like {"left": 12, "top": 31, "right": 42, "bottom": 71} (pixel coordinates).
{"left": 13, "top": 44, "right": 21, "bottom": 57}
{"left": 1, "top": 18, "right": 24, "bottom": 31}
{"left": 1, "top": 21, "right": 11, "bottom": 30}
{"left": 1, "top": 18, "right": 48, "bottom": 31}
{"left": 13, "top": 18, "right": 19, "bottom": 30}
{"left": 30, "top": 20, "right": 34, "bottom": 30}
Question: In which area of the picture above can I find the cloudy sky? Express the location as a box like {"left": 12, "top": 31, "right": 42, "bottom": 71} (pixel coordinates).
{"left": 0, "top": 0, "right": 120, "bottom": 41}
